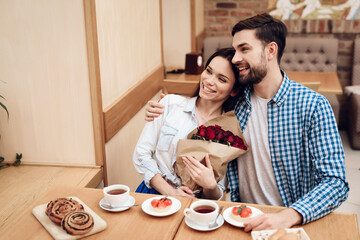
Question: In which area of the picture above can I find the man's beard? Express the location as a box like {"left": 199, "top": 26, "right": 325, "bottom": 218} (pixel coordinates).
{"left": 238, "top": 55, "right": 267, "bottom": 86}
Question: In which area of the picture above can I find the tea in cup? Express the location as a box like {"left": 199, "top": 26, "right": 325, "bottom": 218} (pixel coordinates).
{"left": 103, "top": 184, "right": 130, "bottom": 207}
{"left": 183, "top": 200, "right": 218, "bottom": 226}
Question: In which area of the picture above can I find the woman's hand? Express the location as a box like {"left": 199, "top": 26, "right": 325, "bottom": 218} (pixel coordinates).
{"left": 150, "top": 174, "right": 194, "bottom": 198}
{"left": 173, "top": 186, "right": 196, "bottom": 198}
{"left": 145, "top": 93, "right": 166, "bottom": 121}
{"left": 182, "top": 154, "right": 217, "bottom": 190}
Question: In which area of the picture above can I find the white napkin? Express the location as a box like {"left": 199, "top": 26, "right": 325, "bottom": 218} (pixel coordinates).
{"left": 344, "top": 85, "right": 360, "bottom": 96}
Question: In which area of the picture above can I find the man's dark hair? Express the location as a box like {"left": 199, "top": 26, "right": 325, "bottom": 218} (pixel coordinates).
{"left": 232, "top": 13, "right": 287, "bottom": 64}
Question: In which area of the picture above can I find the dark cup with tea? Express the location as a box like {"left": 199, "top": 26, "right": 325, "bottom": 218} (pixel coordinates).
{"left": 183, "top": 200, "right": 218, "bottom": 225}
{"left": 103, "top": 184, "right": 130, "bottom": 207}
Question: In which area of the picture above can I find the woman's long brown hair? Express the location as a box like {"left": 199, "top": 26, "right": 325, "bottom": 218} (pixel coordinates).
{"left": 191, "top": 48, "right": 243, "bottom": 112}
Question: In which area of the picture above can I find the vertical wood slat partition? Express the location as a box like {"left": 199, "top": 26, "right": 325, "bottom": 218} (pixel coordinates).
{"left": 190, "top": 0, "right": 205, "bottom": 53}
{"left": 83, "top": 0, "right": 108, "bottom": 185}
{"left": 190, "top": 0, "right": 196, "bottom": 52}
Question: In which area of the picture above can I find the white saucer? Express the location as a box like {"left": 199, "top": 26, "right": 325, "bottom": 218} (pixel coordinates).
{"left": 185, "top": 215, "right": 224, "bottom": 231}
{"left": 99, "top": 196, "right": 135, "bottom": 212}
{"left": 141, "top": 196, "right": 181, "bottom": 217}
{"left": 223, "top": 205, "right": 263, "bottom": 227}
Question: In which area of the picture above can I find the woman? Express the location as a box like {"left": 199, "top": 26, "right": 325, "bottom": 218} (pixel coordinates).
{"left": 133, "top": 48, "right": 241, "bottom": 200}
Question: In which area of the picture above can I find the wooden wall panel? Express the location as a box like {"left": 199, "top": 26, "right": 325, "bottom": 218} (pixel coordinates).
{"left": 105, "top": 91, "right": 163, "bottom": 190}
{"left": 95, "top": 0, "right": 162, "bottom": 109}
{"left": 162, "top": 0, "right": 192, "bottom": 69}
{"left": 0, "top": 0, "right": 95, "bottom": 165}
{"left": 103, "top": 66, "right": 163, "bottom": 142}
{"left": 95, "top": 0, "right": 163, "bottom": 186}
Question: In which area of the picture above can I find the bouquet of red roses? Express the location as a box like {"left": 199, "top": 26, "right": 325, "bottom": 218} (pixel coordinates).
{"left": 175, "top": 111, "right": 249, "bottom": 191}
{"left": 191, "top": 125, "right": 247, "bottom": 150}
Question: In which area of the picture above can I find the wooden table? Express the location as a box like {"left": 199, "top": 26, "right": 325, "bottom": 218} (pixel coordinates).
{"left": 0, "top": 165, "right": 102, "bottom": 231}
{"left": 1, "top": 186, "right": 358, "bottom": 240}
{"left": 164, "top": 71, "right": 343, "bottom": 95}
{"left": 175, "top": 201, "right": 359, "bottom": 240}
{"left": 0, "top": 186, "right": 192, "bottom": 240}
{"left": 286, "top": 71, "right": 343, "bottom": 95}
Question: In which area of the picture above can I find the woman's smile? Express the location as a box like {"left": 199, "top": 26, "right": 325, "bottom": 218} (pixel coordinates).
{"left": 202, "top": 84, "right": 216, "bottom": 94}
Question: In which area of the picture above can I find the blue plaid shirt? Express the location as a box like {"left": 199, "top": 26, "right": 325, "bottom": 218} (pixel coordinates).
{"left": 227, "top": 72, "right": 349, "bottom": 224}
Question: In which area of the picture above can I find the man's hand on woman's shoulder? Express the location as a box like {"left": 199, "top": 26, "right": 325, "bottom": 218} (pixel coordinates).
{"left": 145, "top": 93, "right": 166, "bottom": 121}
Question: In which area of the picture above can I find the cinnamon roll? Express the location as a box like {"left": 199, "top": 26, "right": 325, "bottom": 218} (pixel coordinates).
{"left": 45, "top": 198, "right": 84, "bottom": 225}
{"left": 61, "top": 211, "right": 94, "bottom": 235}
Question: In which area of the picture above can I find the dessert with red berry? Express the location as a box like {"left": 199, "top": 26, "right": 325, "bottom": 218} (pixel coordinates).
{"left": 151, "top": 196, "right": 172, "bottom": 212}
{"left": 231, "top": 204, "right": 253, "bottom": 221}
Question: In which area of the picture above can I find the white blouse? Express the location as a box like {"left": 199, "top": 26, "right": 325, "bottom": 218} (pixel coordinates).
{"left": 133, "top": 94, "right": 225, "bottom": 199}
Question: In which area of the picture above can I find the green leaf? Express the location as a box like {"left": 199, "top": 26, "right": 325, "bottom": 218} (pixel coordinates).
{"left": 16, "top": 153, "right": 22, "bottom": 160}
{"left": 13, "top": 153, "right": 22, "bottom": 166}
{"left": 237, "top": 205, "right": 247, "bottom": 214}
{"left": 0, "top": 156, "right": 4, "bottom": 162}
{"left": 0, "top": 163, "right": 10, "bottom": 169}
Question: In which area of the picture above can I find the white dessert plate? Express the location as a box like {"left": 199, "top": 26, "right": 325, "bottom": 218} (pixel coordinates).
{"left": 99, "top": 196, "right": 135, "bottom": 212}
{"left": 251, "top": 228, "right": 310, "bottom": 240}
{"left": 223, "top": 205, "right": 263, "bottom": 227}
{"left": 141, "top": 196, "right": 181, "bottom": 217}
{"left": 185, "top": 215, "right": 224, "bottom": 231}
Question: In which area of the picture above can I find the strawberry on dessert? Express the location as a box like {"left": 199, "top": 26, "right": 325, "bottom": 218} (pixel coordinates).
{"left": 151, "top": 196, "right": 172, "bottom": 212}
{"left": 231, "top": 204, "right": 253, "bottom": 222}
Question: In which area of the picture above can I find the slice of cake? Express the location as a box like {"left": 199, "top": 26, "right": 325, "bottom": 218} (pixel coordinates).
{"left": 231, "top": 204, "right": 253, "bottom": 222}
{"left": 151, "top": 196, "right": 172, "bottom": 213}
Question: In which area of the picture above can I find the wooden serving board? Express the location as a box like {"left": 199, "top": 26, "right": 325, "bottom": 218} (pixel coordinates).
{"left": 32, "top": 197, "right": 107, "bottom": 240}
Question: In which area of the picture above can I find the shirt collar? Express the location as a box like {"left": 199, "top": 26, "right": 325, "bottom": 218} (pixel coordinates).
{"left": 243, "top": 70, "right": 291, "bottom": 107}
{"left": 184, "top": 96, "right": 197, "bottom": 113}
{"left": 272, "top": 70, "right": 291, "bottom": 106}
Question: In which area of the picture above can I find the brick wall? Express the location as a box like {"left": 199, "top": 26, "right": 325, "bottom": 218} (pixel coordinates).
{"left": 204, "top": 0, "right": 360, "bottom": 129}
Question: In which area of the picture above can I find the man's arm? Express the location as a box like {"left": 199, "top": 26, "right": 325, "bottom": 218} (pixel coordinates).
{"left": 289, "top": 96, "right": 349, "bottom": 224}
{"left": 243, "top": 208, "right": 302, "bottom": 232}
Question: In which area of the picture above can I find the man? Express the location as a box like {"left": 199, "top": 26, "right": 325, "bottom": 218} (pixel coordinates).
{"left": 226, "top": 13, "right": 348, "bottom": 231}
{"left": 146, "top": 13, "right": 349, "bottom": 231}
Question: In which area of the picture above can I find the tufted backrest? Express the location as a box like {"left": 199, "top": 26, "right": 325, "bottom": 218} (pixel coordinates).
{"left": 353, "top": 38, "right": 360, "bottom": 85}
{"left": 281, "top": 37, "right": 338, "bottom": 72}
{"left": 203, "top": 36, "right": 338, "bottom": 73}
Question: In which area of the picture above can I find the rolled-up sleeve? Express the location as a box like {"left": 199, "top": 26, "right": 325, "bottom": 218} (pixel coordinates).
{"left": 216, "top": 176, "right": 226, "bottom": 200}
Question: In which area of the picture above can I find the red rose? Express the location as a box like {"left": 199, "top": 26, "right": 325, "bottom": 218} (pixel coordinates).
{"left": 192, "top": 124, "right": 247, "bottom": 150}
{"left": 225, "top": 131, "right": 235, "bottom": 144}
{"left": 233, "top": 136, "right": 247, "bottom": 150}
{"left": 214, "top": 125, "right": 222, "bottom": 130}
{"left": 215, "top": 129, "right": 225, "bottom": 141}
{"left": 197, "top": 125, "right": 207, "bottom": 138}
{"left": 207, "top": 126, "right": 216, "bottom": 140}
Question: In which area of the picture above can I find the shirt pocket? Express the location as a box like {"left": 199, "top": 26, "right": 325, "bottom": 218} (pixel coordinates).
{"left": 157, "top": 124, "right": 178, "bottom": 152}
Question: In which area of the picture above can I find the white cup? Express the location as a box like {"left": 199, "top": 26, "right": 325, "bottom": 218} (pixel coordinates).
{"left": 103, "top": 184, "right": 130, "bottom": 207}
{"left": 183, "top": 200, "right": 219, "bottom": 226}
